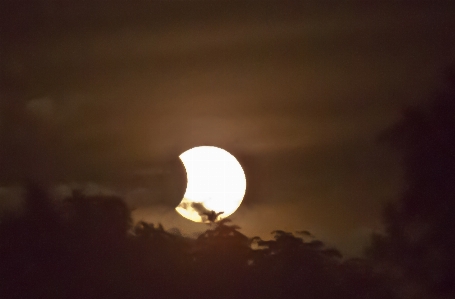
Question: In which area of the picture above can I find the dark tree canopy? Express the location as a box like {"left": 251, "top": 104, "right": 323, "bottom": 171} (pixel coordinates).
{"left": 0, "top": 186, "right": 395, "bottom": 299}
{"left": 367, "top": 67, "right": 455, "bottom": 298}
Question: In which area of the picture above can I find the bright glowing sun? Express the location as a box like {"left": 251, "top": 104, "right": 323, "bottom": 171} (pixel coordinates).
{"left": 175, "top": 146, "right": 246, "bottom": 223}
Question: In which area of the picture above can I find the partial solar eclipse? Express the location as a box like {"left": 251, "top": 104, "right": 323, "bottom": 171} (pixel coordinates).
{"left": 175, "top": 146, "right": 246, "bottom": 222}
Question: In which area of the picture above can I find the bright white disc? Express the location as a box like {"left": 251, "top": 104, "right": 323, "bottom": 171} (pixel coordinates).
{"left": 175, "top": 146, "right": 246, "bottom": 222}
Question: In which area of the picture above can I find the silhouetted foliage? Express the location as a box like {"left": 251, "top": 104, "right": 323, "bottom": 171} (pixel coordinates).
{"left": 367, "top": 67, "right": 455, "bottom": 298}
{"left": 191, "top": 202, "right": 224, "bottom": 223}
{"left": 0, "top": 186, "right": 396, "bottom": 299}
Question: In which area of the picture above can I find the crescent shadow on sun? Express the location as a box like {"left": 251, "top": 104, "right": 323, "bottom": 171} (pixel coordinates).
{"left": 174, "top": 146, "right": 247, "bottom": 223}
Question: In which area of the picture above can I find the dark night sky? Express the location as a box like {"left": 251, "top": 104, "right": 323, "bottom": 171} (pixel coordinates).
{"left": 1, "top": 1, "right": 455, "bottom": 255}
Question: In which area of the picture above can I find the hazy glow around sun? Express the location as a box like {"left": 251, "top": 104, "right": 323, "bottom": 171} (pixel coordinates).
{"left": 175, "top": 146, "right": 247, "bottom": 222}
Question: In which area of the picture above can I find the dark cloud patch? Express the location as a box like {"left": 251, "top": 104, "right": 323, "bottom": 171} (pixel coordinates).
{"left": 190, "top": 202, "right": 210, "bottom": 217}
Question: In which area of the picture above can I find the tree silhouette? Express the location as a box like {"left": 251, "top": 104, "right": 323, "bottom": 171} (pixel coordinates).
{"left": 367, "top": 67, "right": 455, "bottom": 298}
{"left": 190, "top": 202, "right": 224, "bottom": 223}
{"left": 0, "top": 186, "right": 397, "bottom": 299}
